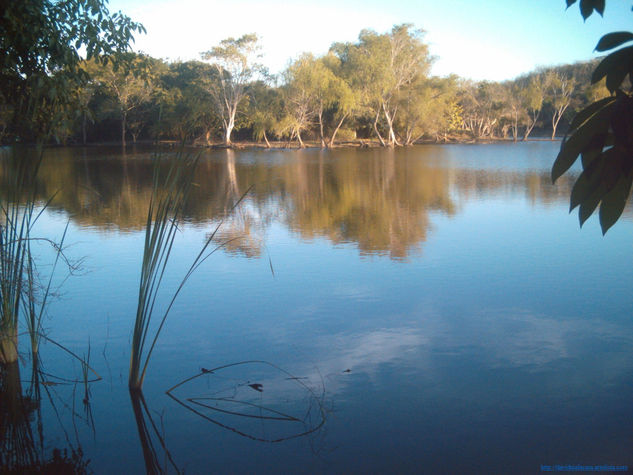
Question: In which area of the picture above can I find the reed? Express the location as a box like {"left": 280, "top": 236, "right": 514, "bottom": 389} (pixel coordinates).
{"left": 129, "top": 151, "right": 244, "bottom": 390}
{"left": 0, "top": 149, "right": 43, "bottom": 364}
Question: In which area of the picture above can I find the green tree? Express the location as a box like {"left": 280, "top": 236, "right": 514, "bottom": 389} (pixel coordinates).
{"left": 499, "top": 81, "right": 523, "bottom": 141}
{"left": 158, "top": 61, "right": 219, "bottom": 143}
{"left": 332, "top": 24, "right": 432, "bottom": 147}
{"left": 248, "top": 80, "right": 284, "bottom": 148}
{"left": 84, "top": 53, "right": 160, "bottom": 147}
{"left": 458, "top": 81, "right": 503, "bottom": 140}
{"left": 0, "top": 0, "right": 144, "bottom": 142}
{"left": 395, "top": 75, "right": 458, "bottom": 145}
{"left": 284, "top": 53, "right": 356, "bottom": 147}
{"left": 545, "top": 71, "right": 576, "bottom": 139}
{"left": 201, "top": 34, "right": 264, "bottom": 146}
{"left": 519, "top": 73, "right": 546, "bottom": 141}
{"left": 279, "top": 77, "right": 314, "bottom": 148}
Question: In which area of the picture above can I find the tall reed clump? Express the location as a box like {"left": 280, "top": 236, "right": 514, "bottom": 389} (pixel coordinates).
{"left": 129, "top": 152, "right": 236, "bottom": 391}
{"left": 0, "top": 149, "right": 44, "bottom": 364}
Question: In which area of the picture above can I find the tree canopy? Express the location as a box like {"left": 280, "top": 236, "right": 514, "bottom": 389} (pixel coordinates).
{"left": 0, "top": 0, "right": 144, "bottom": 141}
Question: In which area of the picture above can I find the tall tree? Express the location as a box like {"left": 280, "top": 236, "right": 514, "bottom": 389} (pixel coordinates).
{"left": 332, "top": 24, "right": 432, "bottom": 147}
{"left": 201, "top": 34, "right": 264, "bottom": 146}
{"left": 279, "top": 78, "right": 314, "bottom": 148}
{"left": 458, "top": 81, "right": 502, "bottom": 140}
{"left": 520, "top": 74, "right": 546, "bottom": 141}
{"left": 500, "top": 82, "right": 523, "bottom": 142}
{"left": 284, "top": 53, "right": 356, "bottom": 147}
{"left": 248, "top": 80, "right": 283, "bottom": 148}
{"left": 395, "top": 75, "right": 458, "bottom": 145}
{"left": 545, "top": 71, "right": 575, "bottom": 140}
{"left": 158, "top": 61, "right": 219, "bottom": 143}
{"left": 0, "top": 0, "right": 144, "bottom": 142}
{"left": 84, "top": 53, "right": 160, "bottom": 147}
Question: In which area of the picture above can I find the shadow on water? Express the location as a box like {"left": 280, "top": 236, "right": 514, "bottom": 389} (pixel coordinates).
{"left": 166, "top": 361, "right": 327, "bottom": 444}
{"left": 129, "top": 390, "right": 181, "bottom": 475}
{"left": 0, "top": 338, "right": 99, "bottom": 474}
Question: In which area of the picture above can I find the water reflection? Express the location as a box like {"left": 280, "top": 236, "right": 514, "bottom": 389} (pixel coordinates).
{"left": 130, "top": 391, "right": 180, "bottom": 475}
{"left": 166, "top": 361, "right": 326, "bottom": 444}
{"left": 3, "top": 143, "right": 632, "bottom": 472}
{"left": 6, "top": 145, "right": 579, "bottom": 260}
{"left": 0, "top": 340, "right": 97, "bottom": 473}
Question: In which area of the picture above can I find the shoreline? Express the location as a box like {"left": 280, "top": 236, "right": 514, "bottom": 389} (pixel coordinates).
{"left": 33, "top": 136, "right": 561, "bottom": 151}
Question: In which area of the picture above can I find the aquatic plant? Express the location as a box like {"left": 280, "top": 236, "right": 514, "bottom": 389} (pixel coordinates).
{"left": 1, "top": 147, "right": 76, "bottom": 365}
{"left": 0, "top": 149, "right": 44, "bottom": 364}
{"left": 129, "top": 152, "right": 244, "bottom": 390}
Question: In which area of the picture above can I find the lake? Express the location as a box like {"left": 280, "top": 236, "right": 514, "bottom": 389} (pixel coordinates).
{"left": 2, "top": 142, "right": 632, "bottom": 473}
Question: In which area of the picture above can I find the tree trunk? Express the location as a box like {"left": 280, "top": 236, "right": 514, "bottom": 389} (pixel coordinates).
{"left": 296, "top": 130, "right": 305, "bottom": 148}
{"left": 522, "top": 109, "right": 541, "bottom": 141}
{"left": 121, "top": 111, "right": 127, "bottom": 148}
{"left": 373, "top": 110, "right": 387, "bottom": 147}
{"left": 318, "top": 108, "right": 326, "bottom": 148}
{"left": 224, "top": 124, "right": 233, "bottom": 146}
{"left": 328, "top": 113, "right": 348, "bottom": 148}
{"left": 82, "top": 111, "right": 87, "bottom": 145}
{"left": 225, "top": 111, "right": 235, "bottom": 146}
{"left": 263, "top": 130, "right": 271, "bottom": 148}
{"left": 382, "top": 103, "right": 400, "bottom": 147}
{"left": 551, "top": 106, "right": 567, "bottom": 140}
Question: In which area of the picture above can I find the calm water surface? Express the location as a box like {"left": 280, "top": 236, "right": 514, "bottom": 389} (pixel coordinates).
{"left": 3, "top": 142, "right": 633, "bottom": 473}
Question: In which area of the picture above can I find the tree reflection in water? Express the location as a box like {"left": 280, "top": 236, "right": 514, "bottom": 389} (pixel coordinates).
{"left": 16, "top": 145, "right": 580, "bottom": 261}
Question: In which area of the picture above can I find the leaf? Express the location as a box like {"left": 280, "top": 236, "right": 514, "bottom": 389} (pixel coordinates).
{"left": 611, "top": 94, "right": 633, "bottom": 150}
{"left": 570, "top": 160, "right": 602, "bottom": 210}
{"left": 552, "top": 99, "right": 614, "bottom": 182}
{"left": 568, "top": 97, "right": 615, "bottom": 131}
{"left": 592, "top": 46, "right": 633, "bottom": 92}
{"left": 580, "top": 132, "right": 607, "bottom": 168}
{"left": 578, "top": 184, "right": 604, "bottom": 226}
{"left": 595, "top": 32, "right": 633, "bottom": 52}
{"left": 599, "top": 173, "right": 633, "bottom": 233}
{"left": 566, "top": 0, "right": 577, "bottom": 7}
{"left": 580, "top": 0, "right": 594, "bottom": 19}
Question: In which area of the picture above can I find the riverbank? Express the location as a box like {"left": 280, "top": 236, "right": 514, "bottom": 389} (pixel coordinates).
{"left": 38, "top": 136, "right": 560, "bottom": 151}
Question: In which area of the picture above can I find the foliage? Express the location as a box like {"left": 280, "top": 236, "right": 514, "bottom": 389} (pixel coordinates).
{"left": 0, "top": 0, "right": 145, "bottom": 141}
{"left": 552, "top": 0, "right": 633, "bottom": 233}
{"left": 247, "top": 81, "right": 284, "bottom": 146}
{"left": 158, "top": 61, "right": 220, "bottom": 142}
{"left": 0, "top": 16, "right": 618, "bottom": 148}
{"left": 330, "top": 24, "right": 432, "bottom": 146}
{"left": 82, "top": 53, "right": 163, "bottom": 146}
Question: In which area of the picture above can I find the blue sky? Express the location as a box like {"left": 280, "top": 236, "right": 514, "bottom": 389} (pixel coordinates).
{"left": 109, "top": 0, "right": 633, "bottom": 81}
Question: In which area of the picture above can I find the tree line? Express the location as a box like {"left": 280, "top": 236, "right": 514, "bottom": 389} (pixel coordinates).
{"left": 0, "top": 23, "right": 609, "bottom": 147}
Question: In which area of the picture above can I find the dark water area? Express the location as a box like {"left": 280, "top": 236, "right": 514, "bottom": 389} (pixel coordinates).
{"left": 1, "top": 142, "right": 632, "bottom": 473}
